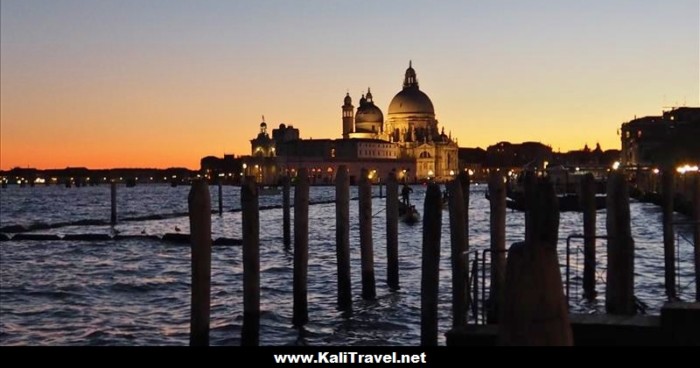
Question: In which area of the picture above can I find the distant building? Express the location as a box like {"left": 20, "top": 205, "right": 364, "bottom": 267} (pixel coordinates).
{"left": 621, "top": 107, "right": 700, "bottom": 167}
{"left": 0, "top": 167, "right": 199, "bottom": 186}
{"left": 276, "top": 137, "right": 414, "bottom": 185}
{"left": 484, "top": 141, "right": 553, "bottom": 170}
{"left": 554, "top": 143, "right": 620, "bottom": 168}
{"left": 458, "top": 147, "right": 487, "bottom": 181}
{"left": 200, "top": 154, "right": 242, "bottom": 182}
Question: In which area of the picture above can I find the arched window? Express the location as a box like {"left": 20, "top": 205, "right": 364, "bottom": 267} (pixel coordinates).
{"left": 420, "top": 151, "right": 431, "bottom": 158}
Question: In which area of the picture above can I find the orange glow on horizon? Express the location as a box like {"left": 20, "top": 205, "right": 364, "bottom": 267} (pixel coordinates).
{"left": 0, "top": 73, "right": 630, "bottom": 170}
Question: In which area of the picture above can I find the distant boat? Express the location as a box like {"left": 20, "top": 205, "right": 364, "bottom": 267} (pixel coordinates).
{"left": 259, "top": 186, "right": 281, "bottom": 196}
{"left": 487, "top": 190, "right": 606, "bottom": 212}
{"left": 399, "top": 202, "right": 420, "bottom": 225}
{"left": 486, "top": 165, "right": 607, "bottom": 212}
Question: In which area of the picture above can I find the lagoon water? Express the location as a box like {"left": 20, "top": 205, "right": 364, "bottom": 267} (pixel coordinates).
{"left": 0, "top": 184, "right": 696, "bottom": 345}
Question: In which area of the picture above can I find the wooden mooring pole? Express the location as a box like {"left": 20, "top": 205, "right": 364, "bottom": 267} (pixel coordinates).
{"left": 189, "top": 180, "right": 211, "bottom": 346}
{"left": 110, "top": 181, "right": 117, "bottom": 226}
{"left": 449, "top": 177, "right": 467, "bottom": 328}
{"left": 488, "top": 171, "right": 505, "bottom": 323}
{"left": 580, "top": 173, "right": 597, "bottom": 300}
{"left": 241, "top": 177, "right": 260, "bottom": 345}
{"left": 283, "top": 176, "right": 291, "bottom": 248}
{"left": 335, "top": 166, "right": 352, "bottom": 310}
{"left": 293, "top": 169, "right": 310, "bottom": 326}
{"left": 693, "top": 173, "right": 700, "bottom": 302}
{"left": 662, "top": 169, "right": 676, "bottom": 300}
{"left": 386, "top": 171, "right": 400, "bottom": 290}
{"left": 499, "top": 177, "right": 572, "bottom": 346}
{"left": 217, "top": 180, "right": 223, "bottom": 216}
{"left": 606, "top": 172, "right": 636, "bottom": 315}
{"left": 359, "top": 168, "right": 376, "bottom": 300}
{"left": 421, "top": 183, "right": 442, "bottom": 346}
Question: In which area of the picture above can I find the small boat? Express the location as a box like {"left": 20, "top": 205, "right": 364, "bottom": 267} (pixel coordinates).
{"left": 487, "top": 191, "right": 605, "bottom": 212}
{"left": 505, "top": 166, "right": 608, "bottom": 212}
{"left": 399, "top": 202, "right": 420, "bottom": 225}
{"left": 259, "top": 186, "right": 281, "bottom": 196}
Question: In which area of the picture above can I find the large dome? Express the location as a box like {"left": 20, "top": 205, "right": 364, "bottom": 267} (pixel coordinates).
{"left": 388, "top": 62, "right": 435, "bottom": 116}
{"left": 388, "top": 88, "right": 434, "bottom": 115}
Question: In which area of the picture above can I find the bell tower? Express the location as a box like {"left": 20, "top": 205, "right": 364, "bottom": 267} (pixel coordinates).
{"left": 342, "top": 92, "right": 354, "bottom": 139}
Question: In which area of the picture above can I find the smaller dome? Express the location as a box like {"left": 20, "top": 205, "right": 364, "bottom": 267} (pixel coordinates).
{"left": 356, "top": 104, "right": 384, "bottom": 124}
{"left": 260, "top": 122, "right": 267, "bottom": 128}
{"left": 343, "top": 93, "right": 352, "bottom": 105}
{"left": 279, "top": 123, "right": 286, "bottom": 129}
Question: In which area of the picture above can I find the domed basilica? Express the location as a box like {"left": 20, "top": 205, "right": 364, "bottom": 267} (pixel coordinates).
{"left": 247, "top": 62, "right": 459, "bottom": 184}
{"left": 342, "top": 62, "right": 459, "bottom": 181}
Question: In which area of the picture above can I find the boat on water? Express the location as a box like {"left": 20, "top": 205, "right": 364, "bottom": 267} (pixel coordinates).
{"left": 488, "top": 190, "right": 606, "bottom": 212}
{"left": 399, "top": 202, "right": 420, "bottom": 225}
{"left": 486, "top": 165, "right": 607, "bottom": 212}
{"left": 259, "top": 186, "right": 281, "bottom": 196}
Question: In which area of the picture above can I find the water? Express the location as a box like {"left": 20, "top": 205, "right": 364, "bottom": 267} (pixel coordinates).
{"left": 0, "top": 184, "right": 696, "bottom": 345}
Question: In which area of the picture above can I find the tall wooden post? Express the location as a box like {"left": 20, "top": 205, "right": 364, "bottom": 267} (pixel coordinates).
{"left": 218, "top": 180, "right": 223, "bottom": 216}
{"left": 283, "top": 176, "right": 291, "bottom": 248}
{"left": 189, "top": 180, "right": 211, "bottom": 346}
{"left": 488, "top": 171, "right": 506, "bottom": 323}
{"left": 359, "top": 168, "right": 376, "bottom": 300}
{"left": 335, "top": 166, "right": 352, "bottom": 310}
{"left": 499, "top": 177, "right": 572, "bottom": 346}
{"left": 693, "top": 173, "right": 700, "bottom": 302}
{"left": 459, "top": 172, "right": 470, "bottom": 230}
{"left": 386, "top": 171, "right": 400, "bottom": 290}
{"left": 293, "top": 169, "right": 310, "bottom": 326}
{"left": 662, "top": 169, "right": 676, "bottom": 300}
{"left": 580, "top": 173, "right": 597, "bottom": 300}
{"left": 110, "top": 181, "right": 117, "bottom": 226}
{"left": 241, "top": 177, "right": 260, "bottom": 346}
{"left": 421, "top": 183, "right": 442, "bottom": 346}
{"left": 459, "top": 172, "right": 471, "bottom": 318}
{"left": 449, "top": 178, "right": 467, "bottom": 327}
{"left": 606, "top": 172, "right": 636, "bottom": 315}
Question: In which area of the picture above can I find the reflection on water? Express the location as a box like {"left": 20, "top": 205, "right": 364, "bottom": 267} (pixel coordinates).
{"left": 0, "top": 184, "right": 696, "bottom": 345}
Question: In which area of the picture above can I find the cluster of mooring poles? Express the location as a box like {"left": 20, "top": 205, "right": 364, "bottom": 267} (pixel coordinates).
{"left": 185, "top": 168, "right": 700, "bottom": 346}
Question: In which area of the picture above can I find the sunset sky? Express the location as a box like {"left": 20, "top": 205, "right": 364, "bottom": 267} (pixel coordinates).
{"left": 1, "top": 0, "right": 698, "bottom": 170}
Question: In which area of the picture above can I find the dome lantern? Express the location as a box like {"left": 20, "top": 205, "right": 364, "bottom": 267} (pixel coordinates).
{"left": 403, "top": 60, "right": 418, "bottom": 89}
